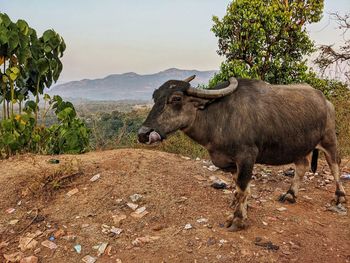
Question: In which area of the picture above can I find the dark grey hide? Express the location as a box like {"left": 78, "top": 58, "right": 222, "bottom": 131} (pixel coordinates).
{"left": 138, "top": 77, "right": 346, "bottom": 231}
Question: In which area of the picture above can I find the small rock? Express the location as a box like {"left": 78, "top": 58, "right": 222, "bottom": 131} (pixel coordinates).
{"left": 184, "top": 223, "right": 193, "bottom": 230}
{"left": 127, "top": 202, "right": 138, "bottom": 211}
{"left": 262, "top": 221, "right": 268, "bottom": 226}
{"left": 129, "top": 193, "right": 143, "bottom": 202}
{"left": 303, "top": 195, "right": 312, "bottom": 200}
{"left": 62, "top": 235, "right": 76, "bottom": 241}
{"left": 19, "top": 237, "right": 38, "bottom": 251}
{"left": 101, "top": 224, "right": 111, "bottom": 234}
{"left": 174, "top": 196, "right": 188, "bottom": 203}
{"left": 132, "top": 236, "right": 160, "bottom": 246}
{"left": 211, "top": 180, "right": 228, "bottom": 189}
{"left": 195, "top": 157, "right": 201, "bottom": 161}
{"left": 74, "top": 244, "right": 82, "bottom": 254}
{"left": 151, "top": 224, "right": 165, "bottom": 231}
{"left": 3, "top": 252, "right": 24, "bottom": 262}
{"left": 6, "top": 208, "right": 16, "bottom": 214}
{"left": 90, "top": 174, "right": 100, "bottom": 182}
{"left": 196, "top": 218, "right": 208, "bottom": 224}
{"left": 82, "top": 255, "right": 97, "bottom": 263}
{"left": 207, "top": 165, "right": 219, "bottom": 172}
{"left": 219, "top": 239, "right": 228, "bottom": 244}
{"left": 66, "top": 188, "right": 79, "bottom": 197}
{"left": 9, "top": 219, "right": 19, "bottom": 225}
{"left": 81, "top": 224, "right": 89, "bottom": 228}
{"left": 115, "top": 198, "right": 123, "bottom": 204}
{"left": 181, "top": 156, "right": 191, "bottom": 160}
{"left": 41, "top": 240, "right": 57, "bottom": 250}
{"left": 20, "top": 256, "right": 38, "bottom": 263}
{"left": 276, "top": 207, "right": 287, "bottom": 212}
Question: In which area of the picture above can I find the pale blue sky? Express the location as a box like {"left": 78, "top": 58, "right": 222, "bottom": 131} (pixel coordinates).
{"left": 1, "top": 0, "right": 349, "bottom": 82}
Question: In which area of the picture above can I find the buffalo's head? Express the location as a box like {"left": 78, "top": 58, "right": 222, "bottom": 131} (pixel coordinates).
{"left": 138, "top": 76, "right": 238, "bottom": 144}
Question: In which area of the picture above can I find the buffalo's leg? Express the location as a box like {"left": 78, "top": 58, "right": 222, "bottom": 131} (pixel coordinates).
{"left": 279, "top": 157, "right": 308, "bottom": 203}
{"left": 320, "top": 101, "right": 346, "bottom": 204}
{"left": 320, "top": 144, "right": 346, "bottom": 204}
{"left": 227, "top": 158, "right": 254, "bottom": 232}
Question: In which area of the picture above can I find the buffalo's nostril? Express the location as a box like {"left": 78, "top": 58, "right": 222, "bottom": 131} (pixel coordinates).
{"left": 138, "top": 126, "right": 152, "bottom": 143}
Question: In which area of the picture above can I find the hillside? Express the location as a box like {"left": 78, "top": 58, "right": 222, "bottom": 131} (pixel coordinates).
{"left": 49, "top": 68, "right": 217, "bottom": 101}
{"left": 0, "top": 149, "right": 349, "bottom": 262}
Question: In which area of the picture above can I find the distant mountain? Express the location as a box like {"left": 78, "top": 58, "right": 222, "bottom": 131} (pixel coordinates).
{"left": 49, "top": 68, "right": 217, "bottom": 101}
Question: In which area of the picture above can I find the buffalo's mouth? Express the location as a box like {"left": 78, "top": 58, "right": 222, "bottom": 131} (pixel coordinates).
{"left": 147, "top": 131, "right": 162, "bottom": 144}
{"left": 138, "top": 126, "right": 163, "bottom": 144}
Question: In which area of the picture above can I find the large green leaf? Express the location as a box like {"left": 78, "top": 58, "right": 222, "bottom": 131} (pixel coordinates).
{"left": 8, "top": 31, "right": 19, "bottom": 52}
{"left": 42, "top": 29, "right": 55, "bottom": 42}
{"left": 16, "top": 19, "right": 29, "bottom": 35}
{"left": 37, "top": 58, "right": 49, "bottom": 75}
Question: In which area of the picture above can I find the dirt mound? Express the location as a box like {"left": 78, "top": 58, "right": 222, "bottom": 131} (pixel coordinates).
{"left": 0, "top": 149, "right": 349, "bottom": 263}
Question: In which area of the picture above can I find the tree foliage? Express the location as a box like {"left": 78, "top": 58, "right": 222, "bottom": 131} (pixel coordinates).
{"left": 210, "top": 0, "right": 324, "bottom": 86}
{"left": 0, "top": 13, "right": 89, "bottom": 158}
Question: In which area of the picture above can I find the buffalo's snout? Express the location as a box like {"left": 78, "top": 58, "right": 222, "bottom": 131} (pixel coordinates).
{"left": 138, "top": 126, "right": 162, "bottom": 144}
{"left": 138, "top": 126, "right": 152, "bottom": 144}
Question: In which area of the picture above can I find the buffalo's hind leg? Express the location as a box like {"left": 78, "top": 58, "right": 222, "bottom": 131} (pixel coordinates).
{"left": 319, "top": 143, "right": 346, "bottom": 204}
{"left": 227, "top": 153, "right": 255, "bottom": 232}
{"left": 279, "top": 157, "right": 309, "bottom": 203}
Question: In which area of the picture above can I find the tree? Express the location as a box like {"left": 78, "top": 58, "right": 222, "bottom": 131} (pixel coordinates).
{"left": 210, "top": 0, "right": 324, "bottom": 86}
{"left": 314, "top": 12, "right": 350, "bottom": 83}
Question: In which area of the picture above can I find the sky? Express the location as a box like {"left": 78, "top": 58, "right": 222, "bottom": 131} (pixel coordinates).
{"left": 1, "top": 0, "right": 350, "bottom": 82}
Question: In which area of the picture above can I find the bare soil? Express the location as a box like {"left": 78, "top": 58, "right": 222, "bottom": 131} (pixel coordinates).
{"left": 0, "top": 149, "right": 349, "bottom": 263}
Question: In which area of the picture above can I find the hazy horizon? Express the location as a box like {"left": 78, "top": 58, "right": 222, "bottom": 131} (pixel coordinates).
{"left": 2, "top": 0, "right": 350, "bottom": 82}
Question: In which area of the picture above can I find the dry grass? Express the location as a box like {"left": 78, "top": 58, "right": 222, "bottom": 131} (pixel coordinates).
{"left": 23, "top": 158, "right": 83, "bottom": 199}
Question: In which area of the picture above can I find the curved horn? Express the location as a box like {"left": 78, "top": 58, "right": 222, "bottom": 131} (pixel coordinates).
{"left": 187, "top": 77, "right": 238, "bottom": 99}
{"left": 183, "top": 75, "right": 196, "bottom": 83}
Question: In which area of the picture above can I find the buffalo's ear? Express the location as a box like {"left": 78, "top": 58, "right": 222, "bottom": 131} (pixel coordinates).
{"left": 189, "top": 97, "right": 211, "bottom": 110}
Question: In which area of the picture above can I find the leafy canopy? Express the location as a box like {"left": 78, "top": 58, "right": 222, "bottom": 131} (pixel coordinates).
{"left": 210, "top": 0, "right": 324, "bottom": 86}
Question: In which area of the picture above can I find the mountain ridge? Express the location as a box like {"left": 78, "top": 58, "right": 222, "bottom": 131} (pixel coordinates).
{"left": 49, "top": 68, "right": 217, "bottom": 101}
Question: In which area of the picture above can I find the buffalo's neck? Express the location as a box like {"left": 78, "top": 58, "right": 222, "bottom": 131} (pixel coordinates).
{"left": 182, "top": 106, "right": 220, "bottom": 149}
{"left": 182, "top": 110, "right": 210, "bottom": 147}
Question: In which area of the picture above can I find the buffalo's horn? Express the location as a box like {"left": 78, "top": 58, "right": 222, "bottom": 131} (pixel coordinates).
{"left": 187, "top": 77, "right": 238, "bottom": 99}
{"left": 183, "top": 75, "right": 196, "bottom": 83}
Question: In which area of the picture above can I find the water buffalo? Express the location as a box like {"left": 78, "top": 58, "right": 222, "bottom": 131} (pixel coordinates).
{"left": 138, "top": 76, "right": 346, "bottom": 231}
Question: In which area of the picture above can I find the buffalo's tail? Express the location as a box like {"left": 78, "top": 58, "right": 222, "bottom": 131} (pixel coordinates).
{"left": 311, "top": 149, "right": 319, "bottom": 173}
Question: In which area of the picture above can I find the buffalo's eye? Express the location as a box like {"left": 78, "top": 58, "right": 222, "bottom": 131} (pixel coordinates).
{"left": 170, "top": 96, "right": 182, "bottom": 103}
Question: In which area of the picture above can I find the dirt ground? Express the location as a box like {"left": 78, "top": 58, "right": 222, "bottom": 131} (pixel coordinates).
{"left": 0, "top": 149, "right": 349, "bottom": 263}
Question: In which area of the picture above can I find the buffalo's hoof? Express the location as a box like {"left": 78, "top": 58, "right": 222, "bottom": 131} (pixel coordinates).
{"left": 278, "top": 190, "right": 296, "bottom": 204}
{"left": 225, "top": 215, "right": 247, "bottom": 232}
{"left": 334, "top": 190, "right": 347, "bottom": 205}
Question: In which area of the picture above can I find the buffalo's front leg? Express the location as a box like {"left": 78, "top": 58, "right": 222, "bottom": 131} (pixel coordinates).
{"left": 227, "top": 154, "right": 255, "bottom": 232}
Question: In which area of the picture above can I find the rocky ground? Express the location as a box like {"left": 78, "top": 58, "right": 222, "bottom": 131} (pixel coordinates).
{"left": 0, "top": 149, "right": 349, "bottom": 263}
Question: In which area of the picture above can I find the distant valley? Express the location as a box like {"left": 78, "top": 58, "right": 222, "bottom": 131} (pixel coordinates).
{"left": 49, "top": 68, "right": 217, "bottom": 101}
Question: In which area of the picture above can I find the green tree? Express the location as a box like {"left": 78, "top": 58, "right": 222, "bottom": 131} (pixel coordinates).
{"left": 210, "top": 0, "right": 324, "bottom": 86}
